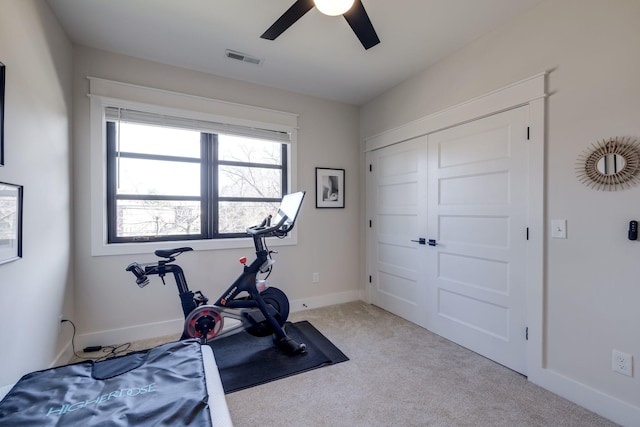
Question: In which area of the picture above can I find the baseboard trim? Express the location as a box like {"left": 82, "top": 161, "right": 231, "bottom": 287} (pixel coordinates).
{"left": 532, "top": 368, "right": 640, "bottom": 427}
{"left": 75, "top": 318, "right": 184, "bottom": 350}
{"left": 72, "top": 291, "right": 360, "bottom": 350}
{"left": 51, "top": 338, "right": 74, "bottom": 367}
{"left": 289, "top": 290, "right": 360, "bottom": 312}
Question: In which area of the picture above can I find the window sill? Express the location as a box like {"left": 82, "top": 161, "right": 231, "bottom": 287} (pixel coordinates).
{"left": 91, "top": 233, "right": 298, "bottom": 257}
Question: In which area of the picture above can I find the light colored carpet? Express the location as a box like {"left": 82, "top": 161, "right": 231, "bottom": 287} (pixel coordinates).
{"left": 227, "top": 301, "right": 617, "bottom": 427}
{"left": 71, "top": 301, "right": 617, "bottom": 426}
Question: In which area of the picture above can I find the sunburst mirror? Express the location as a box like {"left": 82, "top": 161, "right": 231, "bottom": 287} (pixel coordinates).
{"left": 576, "top": 137, "right": 640, "bottom": 191}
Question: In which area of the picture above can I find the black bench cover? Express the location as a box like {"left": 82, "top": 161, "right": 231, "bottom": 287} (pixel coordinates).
{"left": 0, "top": 339, "right": 212, "bottom": 426}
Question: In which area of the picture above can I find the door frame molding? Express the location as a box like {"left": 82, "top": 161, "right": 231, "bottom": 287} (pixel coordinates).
{"left": 364, "top": 72, "right": 546, "bottom": 382}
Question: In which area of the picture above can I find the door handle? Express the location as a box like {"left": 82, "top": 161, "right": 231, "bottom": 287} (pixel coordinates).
{"left": 411, "top": 238, "right": 426, "bottom": 245}
{"left": 428, "top": 239, "right": 437, "bottom": 247}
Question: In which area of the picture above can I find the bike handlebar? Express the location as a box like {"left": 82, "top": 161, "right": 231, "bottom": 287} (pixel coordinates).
{"left": 126, "top": 262, "right": 150, "bottom": 288}
{"left": 125, "top": 214, "right": 288, "bottom": 287}
{"left": 246, "top": 214, "right": 291, "bottom": 237}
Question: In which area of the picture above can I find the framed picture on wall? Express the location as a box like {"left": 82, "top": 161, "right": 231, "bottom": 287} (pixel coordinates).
{"left": 0, "top": 61, "right": 5, "bottom": 166}
{"left": 0, "top": 182, "right": 23, "bottom": 265}
{"left": 315, "top": 167, "right": 345, "bottom": 208}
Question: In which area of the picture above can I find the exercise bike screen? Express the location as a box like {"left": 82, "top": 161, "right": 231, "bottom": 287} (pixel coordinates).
{"left": 274, "top": 191, "right": 305, "bottom": 228}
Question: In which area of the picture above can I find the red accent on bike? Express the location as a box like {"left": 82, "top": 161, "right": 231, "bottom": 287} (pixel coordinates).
{"left": 239, "top": 257, "right": 247, "bottom": 264}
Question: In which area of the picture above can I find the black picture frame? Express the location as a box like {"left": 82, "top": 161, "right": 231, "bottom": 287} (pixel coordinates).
{"left": 0, "top": 61, "right": 4, "bottom": 166}
{"left": 315, "top": 167, "right": 345, "bottom": 208}
{"left": 0, "top": 182, "right": 23, "bottom": 265}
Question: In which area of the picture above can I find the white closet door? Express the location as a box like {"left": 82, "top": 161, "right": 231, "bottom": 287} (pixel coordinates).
{"left": 369, "top": 137, "right": 428, "bottom": 326}
{"left": 368, "top": 106, "right": 530, "bottom": 375}
{"left": 425, "top": 106, "right": 529, "bottom": 374}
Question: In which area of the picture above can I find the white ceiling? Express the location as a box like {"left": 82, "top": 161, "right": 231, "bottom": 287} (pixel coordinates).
{"left": 46, "top": 0, "right": 542, "bottom": 105}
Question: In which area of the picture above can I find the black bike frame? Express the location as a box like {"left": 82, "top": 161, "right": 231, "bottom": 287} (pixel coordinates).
{"left": 139, "top": 233, "right": 286, "bottom": 340}
{"left": 127, "top": 191, "right": 306, "bottom": 353}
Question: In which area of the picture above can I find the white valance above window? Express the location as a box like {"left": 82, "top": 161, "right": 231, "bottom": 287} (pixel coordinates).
{"left": 88, "top": 76, "right": 298, "bottom": 138}
{"left": 104, "top": 106, "right": 291, "bottom": 143}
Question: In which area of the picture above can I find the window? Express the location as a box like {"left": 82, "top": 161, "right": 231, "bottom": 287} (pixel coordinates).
{"left": 105, "top": 109, "right": 289, "bottom": 243}
{"left": 89, "top": 78, "right": 299, "bottom": 255}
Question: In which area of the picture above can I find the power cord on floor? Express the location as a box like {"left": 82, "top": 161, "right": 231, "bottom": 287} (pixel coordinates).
{"left": 61, "top": 319, "right": 132, "bottom": 362}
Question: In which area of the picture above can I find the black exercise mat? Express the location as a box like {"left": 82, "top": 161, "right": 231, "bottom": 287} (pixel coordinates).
{"left": 208, "top": 321, "right": 348, "bottom": 394}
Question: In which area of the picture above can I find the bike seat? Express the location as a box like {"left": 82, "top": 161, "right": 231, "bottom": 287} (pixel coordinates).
{"left": 155, "top": 247, "right": 193, "bottom": 259}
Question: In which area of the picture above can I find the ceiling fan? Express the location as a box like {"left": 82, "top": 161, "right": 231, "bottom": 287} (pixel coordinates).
{"left": 261, "top": 0, "right": 380, "bottom": 50}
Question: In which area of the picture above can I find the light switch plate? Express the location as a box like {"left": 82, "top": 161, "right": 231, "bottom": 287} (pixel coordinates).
{"left": 551, "top": 219, "right": 567, "bottom": 239}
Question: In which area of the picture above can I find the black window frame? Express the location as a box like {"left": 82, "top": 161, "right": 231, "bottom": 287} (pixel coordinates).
{"left": 106, "top": 121, "right": 288, "bottom": 243}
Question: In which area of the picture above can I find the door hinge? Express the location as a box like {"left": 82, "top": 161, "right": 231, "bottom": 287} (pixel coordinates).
{"left": 369, "top": 275, "right": 372, "bottom": 283}
{"left": 527, "top": 126, "right": 530, "bottom": 140}
{"left": 525, "top": 327, "right": 529, "bottom": 340}
{"left": 526, "top": 227, "right": 529, "bottom": 240}
{"left": 369, "top": 164, "right": 372, "bottom": 172}
{"left": 369, "top": 219, "right": 372, "bottom": 228}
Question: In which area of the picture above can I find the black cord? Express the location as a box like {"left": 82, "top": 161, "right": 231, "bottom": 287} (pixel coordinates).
{"left": 97, "top": 343, "right": 132, "bottom": 360}
{"left": 263, "top": 238, "right": 273, "bottom": 280}
{"left": 61, "top": 319, "right": 132, "bottom": 362}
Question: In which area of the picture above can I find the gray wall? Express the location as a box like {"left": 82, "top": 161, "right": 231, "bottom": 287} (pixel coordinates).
{"left": 0, "top": 0, "right": 74, "bottom": 386}
{"left": 360, "top": 0, "right": 640, "bottom": 422}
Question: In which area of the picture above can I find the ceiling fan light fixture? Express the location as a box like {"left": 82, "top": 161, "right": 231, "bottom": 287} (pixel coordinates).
{"left": 313, "top": 0, "right": 355, "bottom": 16}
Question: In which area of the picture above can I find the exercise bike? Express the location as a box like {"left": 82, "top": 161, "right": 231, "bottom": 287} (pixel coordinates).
{"left": 125, "top": 191, "right": 307, "bottom": 354}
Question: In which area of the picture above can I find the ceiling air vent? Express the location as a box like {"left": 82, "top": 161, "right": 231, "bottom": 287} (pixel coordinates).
{"left": 225, "top": 49, "right": 263, "bottom": 65}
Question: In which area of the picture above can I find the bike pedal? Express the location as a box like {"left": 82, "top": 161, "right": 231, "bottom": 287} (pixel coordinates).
{"left": 275, "top": 337, "right": 307, "bottom": 354}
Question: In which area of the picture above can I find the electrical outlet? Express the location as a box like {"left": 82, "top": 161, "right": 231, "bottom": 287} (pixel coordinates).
{"left": 312, "top": 272, "right": 320, "bottom": 283}
{"left": 57, "top": 315, "right": 64, "bottom": 334}
{"left": 551, "top": 219, "right": 567, "bottom": 239}
{"left": 612, "top": 349, "right": 633, "bottom": 377}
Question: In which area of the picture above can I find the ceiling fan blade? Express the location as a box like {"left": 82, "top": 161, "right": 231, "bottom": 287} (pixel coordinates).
{"left": 261, "top": 0, "right": 315, "bottom": 40}
{"left": 343, "top": 0, "right": 380, "bottom": 50}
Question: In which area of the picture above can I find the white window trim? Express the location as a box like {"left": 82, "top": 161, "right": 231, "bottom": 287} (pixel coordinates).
{"left": 88, "top": 77, "right": 299, "bottom": 256}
